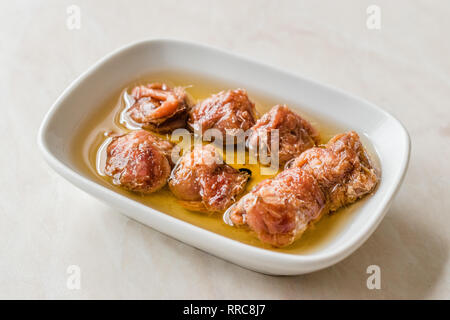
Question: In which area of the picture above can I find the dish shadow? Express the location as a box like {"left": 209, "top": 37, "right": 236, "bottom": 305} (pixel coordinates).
{"left": 271, "top": 205, "right": 448, "bottom": 299}
{"left": 89, "top": 194, "right": 446, "bottom": 299}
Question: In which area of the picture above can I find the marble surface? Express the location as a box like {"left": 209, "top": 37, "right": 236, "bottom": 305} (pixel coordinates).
{"left": 1, "top": 0, "right": 449, "bottom": 299}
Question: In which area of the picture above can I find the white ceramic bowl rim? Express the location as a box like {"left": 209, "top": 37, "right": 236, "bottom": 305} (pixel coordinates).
{"left": 38, "top": 38, "right": 411, "bottom": 274}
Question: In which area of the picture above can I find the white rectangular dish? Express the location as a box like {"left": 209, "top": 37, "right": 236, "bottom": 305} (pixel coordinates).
{"left": 38, "top": 39, "right": 410, "bottom": 275}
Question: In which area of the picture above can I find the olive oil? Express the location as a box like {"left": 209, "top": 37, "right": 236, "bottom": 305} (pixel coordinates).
{"left": 71, "top": 70, "right": 378, "bottom": 254}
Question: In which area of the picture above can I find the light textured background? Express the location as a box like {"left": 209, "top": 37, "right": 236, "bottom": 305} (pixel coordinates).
{"left": 1, "top": 0, "right": 449, "bottom": 299}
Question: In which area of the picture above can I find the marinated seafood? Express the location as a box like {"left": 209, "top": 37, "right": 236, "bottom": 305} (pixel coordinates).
{"left": 290, "top": 131, "right": 379, "bottom": 211}
{"left": 94, "top": 76, "right": 381, "bottom": 249}
{"left": 247, "top": 105, "right": 319, "bottom": 165}
{"left": 105, "top": 130, "right": 173, "bottom": 194}
{"left": 227, "top": 131, "right": 378, "bottom": 247}
{"left": 127, "top": 83, "right": 190, "bottom": 133}
{"left": 169, "top": 144, "right": 249, "bottom": 213}
{"left": 188, "top": 89, "right": 257, "bottom": 140}
{"left": 227, "top": 167, "right": 326, "bottom": 247}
